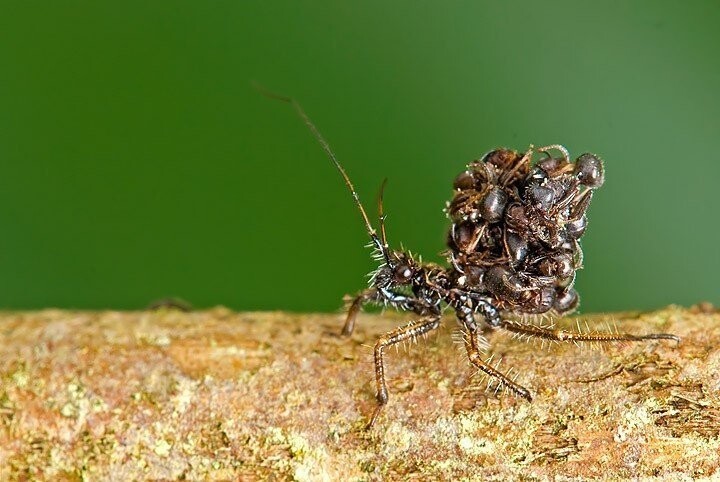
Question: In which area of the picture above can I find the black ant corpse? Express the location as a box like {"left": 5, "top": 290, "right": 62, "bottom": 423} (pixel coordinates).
{"left": 261, "top": 87, "right": 679, "bottom": 430}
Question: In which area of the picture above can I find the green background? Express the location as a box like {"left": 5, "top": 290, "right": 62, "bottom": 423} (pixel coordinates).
{"left": 1, "top": 1, "right": 718, "bottom": 313}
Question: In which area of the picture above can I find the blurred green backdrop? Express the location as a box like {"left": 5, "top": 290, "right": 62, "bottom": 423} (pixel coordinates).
{"left": 0, "top": 1, "right": 718, "bottom": 313}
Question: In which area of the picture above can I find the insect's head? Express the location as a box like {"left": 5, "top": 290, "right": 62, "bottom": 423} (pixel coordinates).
{"left": 370, "top": 249, "right": 421, "bottom": 291}
{"left": 389, "top": 252, "right": 416, "bottom": 283}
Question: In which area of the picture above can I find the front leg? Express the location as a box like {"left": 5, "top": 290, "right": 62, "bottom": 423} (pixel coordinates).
{"left": 342, "top": 288, "right": 379, "bottom": 336}
{"left": 367, "top": 314, "right": 441, "bottom": 429}
{"left": 342, "top": 287, "right": 419, "bottom": 336}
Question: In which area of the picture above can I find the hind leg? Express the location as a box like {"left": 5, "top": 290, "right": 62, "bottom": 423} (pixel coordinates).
{"left": 497, "top": 318, "right": 679, "bottom": 344}
{"left": 463, "top": 330, "right": 532, "bottom": 402}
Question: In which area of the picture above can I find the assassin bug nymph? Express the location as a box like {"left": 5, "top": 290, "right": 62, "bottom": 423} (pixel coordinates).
{"left": 261, "top": 87, "right": 679, "bottom": 430}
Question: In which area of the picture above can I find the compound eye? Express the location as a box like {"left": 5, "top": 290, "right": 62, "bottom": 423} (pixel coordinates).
{"left": 394, "top": 264, "right": 413, "bottom": 282}
{"left": 575, "top": 153, "right": 605, "bottom": 188}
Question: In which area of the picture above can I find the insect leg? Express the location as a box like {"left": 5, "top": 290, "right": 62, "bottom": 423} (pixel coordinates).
{"left": 342, "top": 288, "right": 379, "bottom": 336}
{"left": 367, "top": 315, "right": 442, "bottom": 429}
{"left": 343, "top": 287, "right": 416, "bottom": 336}
{"left": 464, "top": 331, "right": 533, "bottom": 402}
{"left": 497, "top": 319, "right": 679, "bottom": 344}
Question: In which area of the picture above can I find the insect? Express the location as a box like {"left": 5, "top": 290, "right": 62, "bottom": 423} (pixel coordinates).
{"left": 262, "top": 87, "right": 679, "bottom": 429}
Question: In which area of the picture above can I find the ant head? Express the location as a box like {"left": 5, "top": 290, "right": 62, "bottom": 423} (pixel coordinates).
{"left": 574, "top": 153, "right": 604, "bottom": 189}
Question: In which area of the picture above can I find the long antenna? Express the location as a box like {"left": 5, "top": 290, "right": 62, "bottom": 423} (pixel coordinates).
{"left": 255, "top": 83, "right": 389, "bottom": 260}
{"left": 378, "top": 178, "right": 389, "bottom": 250}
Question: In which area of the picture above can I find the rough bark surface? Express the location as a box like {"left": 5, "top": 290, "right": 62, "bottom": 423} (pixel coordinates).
{"left": 1, "top": 305, "right": 719, "bottom": 481}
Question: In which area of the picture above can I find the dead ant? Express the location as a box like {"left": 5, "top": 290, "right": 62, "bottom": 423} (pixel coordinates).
{"left": 261, "top": 87, "right": 679, "bottom": 429}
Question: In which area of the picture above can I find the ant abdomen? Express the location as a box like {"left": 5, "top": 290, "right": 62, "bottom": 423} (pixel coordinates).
{"left": 480, "top": 186, "right": 509, "bottom": 222}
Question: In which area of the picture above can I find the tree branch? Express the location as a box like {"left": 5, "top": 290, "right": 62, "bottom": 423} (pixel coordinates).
{"left": 1, "top": 305, "right": 718, "bottom": 479}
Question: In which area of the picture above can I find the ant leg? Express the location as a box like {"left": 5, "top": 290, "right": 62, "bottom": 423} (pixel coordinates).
{"left": 367, "top": 315, "right": 441, "bottom": 429}
{"left": 342, "top": 288, "right": 379, "bottom": 336}
{"left": 537, "top": 144, "right": 570, "bottom": 163}
{"left": 497, "top": 319, "right": 679, "bottom": 344}
{"left": 464, "top": 331, "right": 533, "bottom": 402}
{"left": 500, "top": 146, "right": 535, "bottom": 186}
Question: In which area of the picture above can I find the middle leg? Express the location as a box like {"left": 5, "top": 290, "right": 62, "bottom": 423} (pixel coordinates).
{"left": 464, "top": 330, "right": 533, "bottom": 402}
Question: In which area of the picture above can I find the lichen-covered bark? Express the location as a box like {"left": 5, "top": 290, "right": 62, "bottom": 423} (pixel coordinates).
{"left": 0, "top": 305, "right": 718, "bottom": 480}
